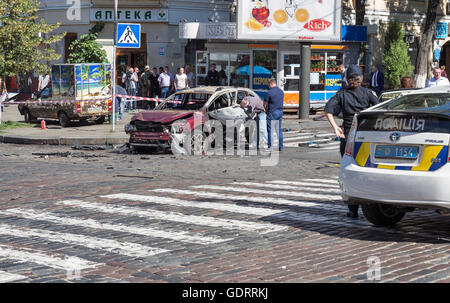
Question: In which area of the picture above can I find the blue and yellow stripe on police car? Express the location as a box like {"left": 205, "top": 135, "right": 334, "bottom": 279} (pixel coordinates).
{"left": 353, "top": 142, "right": 448, "bottom": 172}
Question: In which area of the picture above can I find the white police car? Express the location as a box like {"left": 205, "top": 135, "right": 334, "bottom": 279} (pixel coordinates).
{"left": 340, "top": 85, "right": 450, "bottom": 226}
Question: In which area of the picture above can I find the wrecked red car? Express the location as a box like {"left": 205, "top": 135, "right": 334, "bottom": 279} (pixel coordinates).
{"left": 125, "top": 87, "right": 259, "bottom": 153}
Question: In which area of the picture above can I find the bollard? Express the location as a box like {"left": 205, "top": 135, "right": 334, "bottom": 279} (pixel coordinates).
{"left": 41, "top": 120, "right": 46, "bottom": 130}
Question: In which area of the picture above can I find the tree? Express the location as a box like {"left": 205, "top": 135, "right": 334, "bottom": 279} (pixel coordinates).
{"left": 383, "top": 22, "right": 414, "bottom": 89}
{"left": 67, "top": 22, "right": 108, "bottom": 64}
{"left": 353, "top": 0, "right": 367, "bottom": 26}
{"left": 0, "top": 0, "right": 65, "bottom": 76}
{"left": 414, "top": 0, "right": 440, "bottom": 88}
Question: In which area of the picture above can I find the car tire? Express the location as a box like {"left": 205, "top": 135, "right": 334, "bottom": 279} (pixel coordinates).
{"left": 95, "top": 115, "right": 105, "bottom": 124}
{"left": 361, "top": 203, "right": 406, "bottom": 227}
{"left": 24, "top": 108, "right": 35, "bottom": 124}
{"left": 58, "top": 111, "right": 71, "bottom": 128}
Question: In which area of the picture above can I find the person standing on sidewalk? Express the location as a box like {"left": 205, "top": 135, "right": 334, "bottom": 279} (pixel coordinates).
{"left": 185, "top": 65, "right": 195, "bottom": 88}
{"left": 149, "top": 67, "right": 160, "bottom": 98}
{"left": 264, "top": 79, "right": 284, "bottom": 151}
{"left": 241, "top": 95, "right": 267, "bottom": 149}
{"left": 205, "top": 63, "right": 220, "bottom": 86}
{"left": 174, "top": 67, "right": 189, "bottom": 92}
{"left": 158, "top": 66, "right": 172, "bottom": 98}
{"left": 122, "top": 67, "right": 138, "bottom": 112}
{"left": 140, "top": 65, "right": 151, "bottom": 98}
{"left": 0, "top": 76, "right": 8, "bottom": 114}
{"left": 324, "top": 64, "right": 379, "bottom": 218}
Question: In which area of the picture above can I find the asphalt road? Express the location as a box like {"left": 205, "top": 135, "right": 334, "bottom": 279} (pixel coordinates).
{"left": 0, "top": 143, "right": 449, "bottom": 283}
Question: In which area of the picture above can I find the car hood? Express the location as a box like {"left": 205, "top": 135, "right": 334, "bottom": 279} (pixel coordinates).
{"left": 131, "top": 110, "right": 195, "bottom": 124}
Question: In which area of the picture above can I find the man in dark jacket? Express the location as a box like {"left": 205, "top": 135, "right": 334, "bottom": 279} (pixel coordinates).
{"left": 264, "top": 78, "right": 284, "bottom": 151}
{"left": 325, "top": 64, "right": 379, "bottom": 218}
{"left": 369, "top": 65, "right": 384, "bottom": 96}
{"left": 205, "top": 64, "right": 220, "bottom": 86}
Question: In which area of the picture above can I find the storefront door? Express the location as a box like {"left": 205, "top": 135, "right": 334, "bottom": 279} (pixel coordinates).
{"left": 280, "top": 52, "right": 300, "bottom": 108}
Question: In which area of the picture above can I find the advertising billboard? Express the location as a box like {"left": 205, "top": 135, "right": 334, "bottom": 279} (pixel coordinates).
{"left": 237, "top": 0, "right": 341, "bottom": 41}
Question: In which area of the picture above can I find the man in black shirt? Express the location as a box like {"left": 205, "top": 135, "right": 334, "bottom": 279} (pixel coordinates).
{"left": 325, "top": 64, "right": 379, "bottom": 218}
{"left": 205, "top": 63, "right": 220, "bottom": 86}
{"left": 149, "top": 67, "right": 160, "bottom": 98}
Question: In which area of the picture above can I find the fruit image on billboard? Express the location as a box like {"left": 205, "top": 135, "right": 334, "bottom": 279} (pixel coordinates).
{"left": 237, "top": 0, "right": 341, "bottom": 41}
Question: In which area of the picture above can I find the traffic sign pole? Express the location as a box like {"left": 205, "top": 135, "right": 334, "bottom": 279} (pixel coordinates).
{"left": 111, "top": 0, "right": 118, "bottom": 132}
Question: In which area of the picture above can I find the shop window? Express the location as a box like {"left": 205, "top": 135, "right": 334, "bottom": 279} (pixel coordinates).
{"left": 252, "top": 50, "right": 276, "bottom": 92}
{"left": 310, "top": 52, "right": 325, "bottom": 91}
{"left": 230, "top": 54, "right": 251, "bottom": 88}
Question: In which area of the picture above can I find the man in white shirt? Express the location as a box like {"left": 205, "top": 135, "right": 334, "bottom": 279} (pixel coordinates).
{"left": 158, "top": 66, "right": 172, "bottom": 98}
{"left": 174, "top": 67, "right": 189, "bottom": 92}
{"left": 425, "top": 67, "right": 450, "bottom": 87}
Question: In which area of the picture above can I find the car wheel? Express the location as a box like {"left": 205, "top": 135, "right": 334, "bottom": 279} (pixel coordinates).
{"left": 24, "top": 108, "right": 35, "bottom": 123}
{"left": 95, "top": 115, "right": 105, "bottom": 124}
{"left": 58, "top": 111, "right": 71, "bottom": 128}
{"left": 361, "top": 203, "right": 406, "bottom": 227}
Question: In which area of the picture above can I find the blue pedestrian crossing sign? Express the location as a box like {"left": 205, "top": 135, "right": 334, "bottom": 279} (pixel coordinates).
{"left": 117, "top": 23, "right": 141, "bottom": 48}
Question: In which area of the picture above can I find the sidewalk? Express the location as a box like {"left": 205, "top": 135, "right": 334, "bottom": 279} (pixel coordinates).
{"left": 0, "top": 104, "right": 336, "bottom": 146}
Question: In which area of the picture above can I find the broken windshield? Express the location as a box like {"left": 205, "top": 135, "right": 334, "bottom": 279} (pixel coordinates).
{"left": 155, "top": 93, "right": 211, "bottom": 110}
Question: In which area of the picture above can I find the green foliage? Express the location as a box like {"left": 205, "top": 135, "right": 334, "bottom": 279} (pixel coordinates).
{"left": 67, "top": 22, "right": 108, "bottom": 64}
{"left": 0, "top": 121, "right": 34, "bottom": 129}
{"left": 382, "top": 22, "right": 414, "bottom": 89}
{"left": 0, "top": 0, "right": 65, "bottom": 76}
{"left": 384, "top": 21, "right": 403, "bottom": 53}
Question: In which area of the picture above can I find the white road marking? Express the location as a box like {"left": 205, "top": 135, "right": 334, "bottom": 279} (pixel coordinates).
{"left": 0, "top": 208, "right": 226, "bottom": 245}
{"left": 284, "top": 135, "right": 315, "bottom": 142}
{"left": 0, "top": 224, "right": 168, "bottom": 258}
{"left": 268, "top": 180, "right": 340, "bottom": 189}
{"left": 57, "top": 200, "right": 286, "bottom": 234}
{"left": 151, "top": 189, "right": 346, "bottom": 211}
{"left": 0, "top": 244, "right": 99, "bottom": 271}
{"left": 232, "top": 182, "right": 341, "bottom": 194}
{"left": 102, "top": 193, "right": 281, "bottom": 217}
{"left": 302, "top": 179, "right": 340, "bottom": 184}
{"left": 0, "top": 271, "right": 27, "bottom": 283}
{"left": 192, "top": 185, "right": 341, "bottom": 201}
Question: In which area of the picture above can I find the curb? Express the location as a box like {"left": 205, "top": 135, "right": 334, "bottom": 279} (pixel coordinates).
{"left": 0, "top": 134, "right": 129, "bottom": 146}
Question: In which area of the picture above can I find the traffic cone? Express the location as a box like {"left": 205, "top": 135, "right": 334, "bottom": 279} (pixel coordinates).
{"left": 41, "top": 120, "right": 46, "bottom": 130}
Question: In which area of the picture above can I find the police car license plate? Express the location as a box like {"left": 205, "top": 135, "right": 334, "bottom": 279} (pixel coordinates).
{"left": 375, "top": 145, "right": 419, "bottom": 160}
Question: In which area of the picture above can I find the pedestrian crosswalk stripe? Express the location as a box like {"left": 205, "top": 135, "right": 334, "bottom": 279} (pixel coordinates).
{"left": 268, "top": 180, "right": 340, "bottom": 188}
{"left": 0, "top": 244, "right": 99, "bottom": 271}
{"left": 0, "top": 208, "right": 225, "bottom": 245}
{"left": 0, "top": 224, "right": 168, "bottom": 258}
{"left": 102, "top": 193, "right": 282, "bottom": 217}
{"left": 151, "top": 189, "right": 346, "bottom": 211}
{"left": 302, "top": 178, "right": 339, "bottom": 184}
{"left": 57, "top": 200, "right": 286, "bottom": 234}
{"left": 232, "top": 182, "right": 341, "bottom": 194}
{"left": 284, "top": 135, "right": 316, "bottom": 142}
{"left": 0, "top": 270, "right": 27, "bottom": 283}
{"left": 192, "top": 185, "right": 341, "bottom": 201}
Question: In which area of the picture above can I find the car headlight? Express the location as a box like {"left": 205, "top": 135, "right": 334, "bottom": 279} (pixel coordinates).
{"left": 124, "top": 124, "right": 137, "bottom": 134}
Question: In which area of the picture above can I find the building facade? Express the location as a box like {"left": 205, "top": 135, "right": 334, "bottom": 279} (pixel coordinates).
{"left": 37, "top": 0, "right": 233, "bottom": 82}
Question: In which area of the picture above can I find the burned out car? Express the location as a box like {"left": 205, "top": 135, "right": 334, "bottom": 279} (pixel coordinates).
{"left": 18, "top": 64, "right": 112, "bottom": 127}
{"left": 125, "top": 87, "right": 258, "bottom": 153}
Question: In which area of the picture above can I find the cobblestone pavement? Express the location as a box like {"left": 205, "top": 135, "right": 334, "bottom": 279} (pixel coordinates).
{"left": 0, "top": 143, "right": 449, "bottom": 283}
